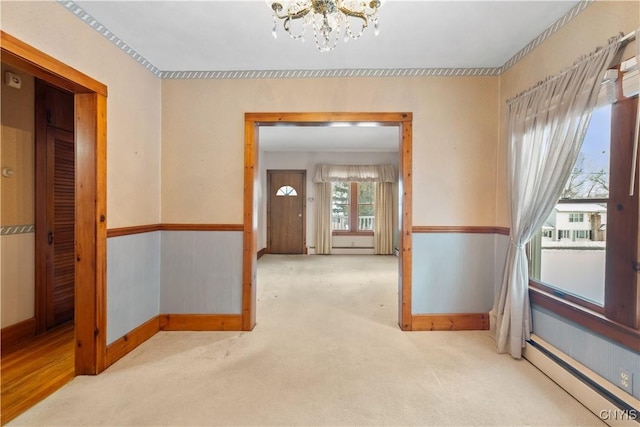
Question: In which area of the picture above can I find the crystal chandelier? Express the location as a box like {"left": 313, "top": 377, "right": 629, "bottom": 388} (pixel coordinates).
{"left": 266, "top": 0, "right": 384, "bottom": 52}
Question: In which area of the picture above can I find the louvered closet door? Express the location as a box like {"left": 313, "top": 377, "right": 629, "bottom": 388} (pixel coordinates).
{"left": 46, "top": 127, "right": 75, "bottom": 328}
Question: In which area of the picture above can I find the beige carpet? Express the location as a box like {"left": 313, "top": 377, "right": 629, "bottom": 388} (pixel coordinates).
{"left": 9, "top": 255, "right": 603, "bottom": 426}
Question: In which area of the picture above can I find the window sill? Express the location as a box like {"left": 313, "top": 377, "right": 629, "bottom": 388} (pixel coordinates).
{"left": 528, "top": 283, "right": 640, "bottom": 352}
{"left": 332, "top": 231, "right": 374, "bottom": 237}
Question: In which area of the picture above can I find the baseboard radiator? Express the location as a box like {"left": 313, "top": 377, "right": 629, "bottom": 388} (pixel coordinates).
{"left": 524, "top": 335, "right": 639, "bottom": 427}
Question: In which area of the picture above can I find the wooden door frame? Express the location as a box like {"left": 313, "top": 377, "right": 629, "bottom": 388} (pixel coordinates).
{"left": 1, "top": 31, "right": 108, "bottom": 374}
{"left": 243, "top": 112, "right": 413, "bottom": 331}
{"left": 266, "top": 169, "right": 307, "bottom": 254}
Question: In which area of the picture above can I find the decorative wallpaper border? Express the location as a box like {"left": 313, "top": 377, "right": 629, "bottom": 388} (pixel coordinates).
{"left": 499, "top": 0, "right": 593, "bottom": 73}
{"left": 58, "top": 0, "right": 163, "bottom": 78}
{"left": 0, "top": 224, "right": 35, "bottom": 235}
{"left": 160, "top": 67, "right": 502, "bottom": 80}
{"left": 58, "top": 0, "right": 593, "bottom": 79}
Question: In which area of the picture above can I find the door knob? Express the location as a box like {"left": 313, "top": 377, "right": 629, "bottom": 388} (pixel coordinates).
{"left": 298, "top": 213, "right": 302, "bottom": 217}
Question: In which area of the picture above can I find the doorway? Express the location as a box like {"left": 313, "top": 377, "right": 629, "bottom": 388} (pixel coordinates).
{"left": 1, "top": 32, "right": 107, "bottom": 375}
{"left": 243, "top": 112, "right": 413, "bottom": 332}
{"left": 267, "top": 170, "right": 306, "bottom": 254}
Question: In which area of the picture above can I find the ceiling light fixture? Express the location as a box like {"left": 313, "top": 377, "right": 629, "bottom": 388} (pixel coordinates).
{"left": 266, "top": 0, "right": 384, "bottom": 52}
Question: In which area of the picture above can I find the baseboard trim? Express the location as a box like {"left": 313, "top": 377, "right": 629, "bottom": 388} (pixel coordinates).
{"left": 257, "top": 248, "right": 266, "bottom": 259}
{"left": 159, "top": 314, "right": 243, "bottom": 331}
{"left": 524, "top": 335, "right": 640, "bottom": 426}
{"left": 412, "top": 313, "right": 489, "bottom": 331}
{"left": 412, "top": 226, "right": 510, "bottom": 235}
{"left": 1, "top": 317, "right": 36, "bottom": 353}
{"left": 105, "top": 316, "right": 160, "bottom": 367}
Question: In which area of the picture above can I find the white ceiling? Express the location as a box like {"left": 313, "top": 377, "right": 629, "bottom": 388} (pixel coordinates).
{"left": 67, "top": 0, "right": 583, "bottom": 151}
{"left": 73, "top": 0, "right": 581, "bottom": 72}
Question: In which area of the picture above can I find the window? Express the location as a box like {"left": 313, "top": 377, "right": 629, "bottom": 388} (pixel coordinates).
{"left": 569, "top": 213, "right": 584, "bottom": 222}
{"left": 529, "top": 66, "right": 639, "bottom": 347}
{"left": 331, "top": 182, "right": 375, "bottom": 233}
{"left": 575, "top": 230, "right": 590, "bottom": 239}
{"left": 276, "top": 185, "right": 297, "bottom": 196}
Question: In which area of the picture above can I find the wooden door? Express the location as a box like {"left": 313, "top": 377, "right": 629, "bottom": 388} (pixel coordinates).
{"left": 35, "top": 80, "right": 75, "bottom": 332}
{"left": 46, "top": 128, "right": 75, "bottom": 327}
{"left": 268, "top": 170, "right": 306, "bottom": 254}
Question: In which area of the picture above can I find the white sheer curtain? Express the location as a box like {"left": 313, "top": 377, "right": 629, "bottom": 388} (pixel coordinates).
{"left": 492, "top": 38, "right": 622, "bottom": 359}
{"left": 315, "top": 182, "right": 333, "bottom": 254}
{"left": 314, "top": 164, "right": 396, "bottom": 255}
{"left": 374, "top": 182, "right": 394, "bottom": 254}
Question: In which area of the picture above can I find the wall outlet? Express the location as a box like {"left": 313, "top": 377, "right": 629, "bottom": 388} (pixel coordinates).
{"left": 619, "top": 368, "right": 633, "bottom": 393}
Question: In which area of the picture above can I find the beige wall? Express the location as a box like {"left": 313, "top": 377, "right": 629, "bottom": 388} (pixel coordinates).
{"left": 1, "top": 0, "right": 163, "bottom": 229}
{"left": 1, "top": 64, "right": 35, "bottom": 226}
{"left": 496, "top": 0, "right": 640, "bottom": 226}
{"left": 1, "top": 64, "right": 36, "bottom": 327}
{"left": 1, "top": 0, "right": 162, "bottom": 327}
{"left": 162, "top": 76, "right": 500, "bottom": 226}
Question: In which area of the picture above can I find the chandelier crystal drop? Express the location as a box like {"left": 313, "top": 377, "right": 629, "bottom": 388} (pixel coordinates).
{"left": 266, "top": 0, "right": 383, "bottom": 52}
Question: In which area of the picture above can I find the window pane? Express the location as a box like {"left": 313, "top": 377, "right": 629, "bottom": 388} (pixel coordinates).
{"left": 332, "top": 182, "right": 350, "bottom": 231}
{"left": 531, "top": 104, "right": 611, "bottom": 306}
{"left": 357, "top": 182, "right": 374, "bottom": 231}
{"left": 276, "top": 185, "right": 297, "bottom": 196}
{"left": 561, "top": 105, "right": 611, "bottom": 200}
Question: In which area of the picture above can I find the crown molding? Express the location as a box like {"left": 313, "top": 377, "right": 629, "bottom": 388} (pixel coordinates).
{"left": 160, "top": 67, "right": 502, "bottom": 79}
{"left": 499, "top": 0, "right": 593, "bottom": 73}
{"left": 59, "top": 0, "right": 592, "bottom": 80}
{"left": 58, "top": 0, "right": 163, "bottom": 77}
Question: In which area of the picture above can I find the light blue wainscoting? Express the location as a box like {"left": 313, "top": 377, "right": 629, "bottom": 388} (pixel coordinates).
{"left": 532, "top": 305, "right": 640, "bottom": 400}
{"left": 412, "top": 233, "right": 509, "bottom": 314}
{"left": 107, "top": 231, "right": 161, "bottom": 345}
{"left": 160, "top": 231, "right": 243, "bottom": 315}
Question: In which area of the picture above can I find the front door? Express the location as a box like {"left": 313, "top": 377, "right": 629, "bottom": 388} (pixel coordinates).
{"left": 268, "top": 170, "right": 305, "bottom": 254}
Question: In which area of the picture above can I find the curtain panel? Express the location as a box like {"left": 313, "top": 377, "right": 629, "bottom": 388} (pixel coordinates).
{"left": 491, "top": 37, "right": 622, "bottom": 359}
{"left": 313, "top": 164, "right": 396, "bottom": 183}
{"left": 374, "top": 182, "right": 394, "bottom": 255}
{"left": 315, "top": 182, "right": 333, "bottom": 255}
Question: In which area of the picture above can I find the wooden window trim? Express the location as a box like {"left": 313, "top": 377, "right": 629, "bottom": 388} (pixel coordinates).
{"left": 529, "top": 285, "right": 640, "bottom": 352}
{"left": 529, "top": 279, "right": 604, "bottom": 314}
{"left": 331, "top": 182, "right": 374, "bottom": 235}
{"left": 528, "top": 75, "right": 639, "bottom": 351}
{"left": 332, "top": 231, "right": 375, "bottom": 237}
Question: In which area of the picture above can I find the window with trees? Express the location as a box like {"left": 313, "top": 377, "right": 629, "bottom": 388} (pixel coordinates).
{"left": 331, "top": 182, "right": 375, "bottom": 233}
{"left": 529, "top": 60, "right": 639, "bottom": 348}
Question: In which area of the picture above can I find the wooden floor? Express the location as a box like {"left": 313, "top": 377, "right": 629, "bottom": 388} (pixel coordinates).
{"left": 1, "top": 323, "right": 75, "bottom": 425}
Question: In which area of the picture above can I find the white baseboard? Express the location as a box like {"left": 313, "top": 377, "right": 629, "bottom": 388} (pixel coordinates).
{"left": 524, "top": 335, "right": 639, "bottom": 427}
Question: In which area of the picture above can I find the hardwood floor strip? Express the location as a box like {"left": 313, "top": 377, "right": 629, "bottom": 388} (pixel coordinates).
{"left": 412, "top": 313, "right": 490, "bottom": 331}
{"left": 159, "top": 314, "right": 243, "bottom": 331}
{"left": 1, "top": 318, "right": 36, "bottom": 353}
{"left": 1, "top": 323, "right": 74, "bottom": 425}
